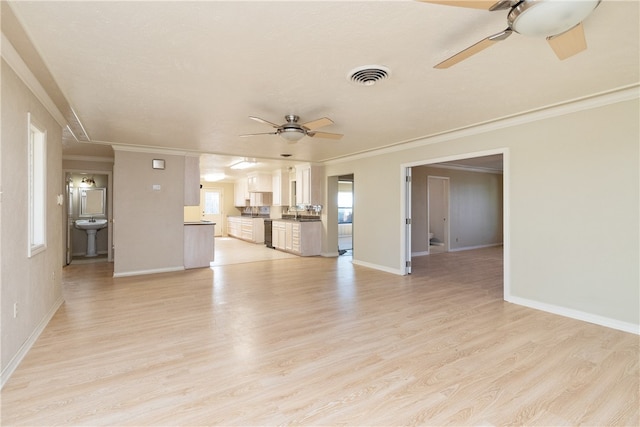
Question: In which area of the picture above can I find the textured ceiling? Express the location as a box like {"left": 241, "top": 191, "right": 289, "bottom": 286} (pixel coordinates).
{"left": 6, "top": 0, "right": 639, "bottom": 179}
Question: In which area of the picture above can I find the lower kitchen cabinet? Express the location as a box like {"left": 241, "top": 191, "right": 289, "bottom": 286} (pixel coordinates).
{"left": 184, "top": 222, "right": 215, "bottom": 269}
{"left": 227, "top": 216, "right": 265, "bottom": 243}
{"left": 272, "top": 220, "right": 321, "bottom": 256}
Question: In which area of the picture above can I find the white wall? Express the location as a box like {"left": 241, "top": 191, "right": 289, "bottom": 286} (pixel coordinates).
{"left": 113, "top": 149, "right": 185, "bottom": 276}
{"left": 411, "top": 166, "right": 503, "bottom": 253}
{"left": 325, "top": 95, "right": 639, "bottom": 330}
{"left": 1, "top": 60, "right": 64, "bottom": 384}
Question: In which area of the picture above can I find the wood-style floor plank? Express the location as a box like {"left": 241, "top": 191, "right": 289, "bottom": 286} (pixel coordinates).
{"left": 1, "top": 246, "right": 638, "bottom": 426}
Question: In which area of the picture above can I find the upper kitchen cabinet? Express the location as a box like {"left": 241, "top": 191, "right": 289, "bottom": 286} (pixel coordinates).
{"left": 247, "top": 172, "right": 272, "bottom": 192}
{"left": 234, "top": 178, "right": 249, "bottom": 207}
{"left": 272, "top": 169, "right": 290, "bottom": 206}
{"left": 184, "top": 155, "right": 200, "bottom": 206}
{"left": 295, "top": 164, "right": 324, "bottom": 205}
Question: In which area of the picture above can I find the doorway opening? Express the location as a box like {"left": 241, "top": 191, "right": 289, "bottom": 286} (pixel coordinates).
{"left": 427, "top": 176, "right": 450, "bottom": 254}
{"left": 338, "top": 175, "right": 353, "bottom": 255}
{"left": 402, "top": 150, "right": 508, "bottom": 295}
{"left": 64, "top": 169, "right": 113, "bottom": 265}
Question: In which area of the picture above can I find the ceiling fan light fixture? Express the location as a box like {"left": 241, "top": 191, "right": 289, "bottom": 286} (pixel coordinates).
{"left": 279, "top": 128, "right": 306, "bottom": 143}
{"left": 509, "top": 0, "right": 600, "bottom": 37}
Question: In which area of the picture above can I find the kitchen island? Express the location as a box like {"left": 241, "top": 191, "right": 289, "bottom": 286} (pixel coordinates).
{"left": 184, "top": 221, "right": 215, "bottom": 269}
{"left": 271, "top": 219, "right": 321, "bottom": 256}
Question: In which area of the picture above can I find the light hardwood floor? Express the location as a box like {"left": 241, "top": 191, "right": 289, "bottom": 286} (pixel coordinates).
{"left": 2, "top": 246, "right": 638, "bottom": 426}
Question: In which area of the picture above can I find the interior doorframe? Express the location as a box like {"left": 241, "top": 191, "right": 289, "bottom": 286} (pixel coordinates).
{"left": 400, "top": 148, "right": 510, "bottom": 299}
{"left": 63, "top": 168, "right": 114, "bottom": 263}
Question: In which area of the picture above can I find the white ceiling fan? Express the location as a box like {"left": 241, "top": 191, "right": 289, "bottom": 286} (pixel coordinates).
{"left": 419, "top": 0, "right": 601, "bottom": 68}
{"left": 240, "top": 115, "right": 343, "bottom": 143}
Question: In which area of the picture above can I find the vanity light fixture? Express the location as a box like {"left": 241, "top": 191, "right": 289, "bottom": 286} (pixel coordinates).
{"left": 80, "top": 176, "right": 95, "bottom": 187}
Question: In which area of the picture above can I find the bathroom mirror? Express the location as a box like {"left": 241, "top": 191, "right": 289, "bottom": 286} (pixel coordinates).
{"left": 80, "top": 188, "right": 106, "bottom": 217}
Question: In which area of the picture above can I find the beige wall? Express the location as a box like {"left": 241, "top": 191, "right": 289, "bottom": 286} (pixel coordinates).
{"left": 411, "top": 166, "right": 503, "bottom": 253}
{"left": 1, "top": 60, "right": 64, "bottom": 381}
{"left": 113, "top": 150, "right": 184, "bottom": 276}
{"left": 325, "top": 97, "right": 639, "bottom": 328}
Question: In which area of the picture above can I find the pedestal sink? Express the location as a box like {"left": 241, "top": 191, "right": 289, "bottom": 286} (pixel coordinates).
{"left": 75, "top": 219, "right": 108, "bottom": 257}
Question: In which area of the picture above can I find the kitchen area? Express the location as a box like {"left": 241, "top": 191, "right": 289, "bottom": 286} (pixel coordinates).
{"left": 226, "top": 164, "right": 324, "bottom": 257}
{"left": 183, "top": 161, "right": 329, "bottom": 269}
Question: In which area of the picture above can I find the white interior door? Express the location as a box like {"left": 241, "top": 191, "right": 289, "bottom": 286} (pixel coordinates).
{"left": 201, "top": 188, "right": 224, "bottom": 236}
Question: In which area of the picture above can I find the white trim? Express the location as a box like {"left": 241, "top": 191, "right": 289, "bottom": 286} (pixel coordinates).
{"left": 113, "top": 266, "right": 185, "bottom": 278}
{"left": 1, "top": 34, "right": 67, "bottom": 127}
{"left": 63, "top": 155, "right": 114, "bottom": 163}
{"left": 412, "top": 251, "right": 429, "bottom": 257}
{"left": 449, "top": 243, "right": 503, "bottom": 252}
{"left": 1, "top": 296, "right": 64, "bottom": 389}
{"left": 111, "top": 144, "right": 192, "bottom": 156}
{"left": 352, "top": 259, "right": 404, "bottom": 276}
{"left": 506, "top": 296, "right": 640, "bottom": 335}
{"left": 325, "top": 85, "right": 639, "bottom": 165}
{"left": 321, "top": 251, "right": 340, "bottom": 257}
{"left": 426, "top": 163, "right": 503, "bottom": 175}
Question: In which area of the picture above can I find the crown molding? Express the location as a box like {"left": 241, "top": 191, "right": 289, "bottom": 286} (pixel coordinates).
{"left": 423, "top": 163, "right": 503, "bottom": 175}
{"left": 1, "top": 33, "right": 66, "bottom": 127}
{"left": 325, "top": 84, "right": 640, "bottom": 166}
{"left": 111, "top": 143, "right": 191, "bottom": 156}
{"left": 62, "top": 155, "right": 114, "bottom": 163}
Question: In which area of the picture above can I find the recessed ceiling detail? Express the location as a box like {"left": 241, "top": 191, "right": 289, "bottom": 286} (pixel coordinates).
{"left": 348, "top": 65, "right": 390, "bottom": 86}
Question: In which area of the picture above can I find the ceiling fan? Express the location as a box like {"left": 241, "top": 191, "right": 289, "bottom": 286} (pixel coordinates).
{"left": 240, "top": 115, "right": 343, "bottom": 143}
{"left": 419, "top": 0, "right": 601, "bottom": 68}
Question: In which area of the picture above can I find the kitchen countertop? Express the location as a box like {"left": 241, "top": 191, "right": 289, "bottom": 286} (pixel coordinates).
{"left": 184, "top": 221, "right": 216, "bottom": 225}
{"left": 274, "top": 217, "right": 321, "bottom": 223}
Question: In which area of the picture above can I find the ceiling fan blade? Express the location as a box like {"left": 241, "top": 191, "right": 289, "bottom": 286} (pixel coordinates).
{"left": 248, "top": 116, "right": 280, "bottom": 128}
{"left": 308, "top": 131, "right": 343, "bottom": 140}
{"left": 416, "top": 0, "right": 510, "bottom": 11}
{"left": 239, "top": 132, "right": 277, "bottom": 137}
{"left": 301, "top": 117, "right": 333, "bottom": 131}
{"left": 434, "top": 29, "right": 512, "bottom": 69}
{"left": 547, "top": 23, "right": 587, "bottom": 60}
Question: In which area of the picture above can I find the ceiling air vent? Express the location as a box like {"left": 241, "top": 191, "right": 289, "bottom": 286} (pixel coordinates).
{"left": 348, "top": 65, "right": 390, "bottom": 86}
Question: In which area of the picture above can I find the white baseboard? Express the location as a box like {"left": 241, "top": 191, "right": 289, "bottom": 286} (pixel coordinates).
{"left": 506, "top": 295, "right": 639, "bottom": 335}
{"left": 352, "top": 259, "right": 404, "bottom": 275}
{"left": 322, "top": 251, "right": 340, "bottom": 257}
{"left": 1, "top": 295, "right": 64, "bottom": 389}
{"left": 412, "top": 251, "right": 429, "bottom": 257}
{"left": 113, "top": 266, "right": 185, "bottom": 278}
{"left": 449, "top": 243, "right": 503, "bottom": 252}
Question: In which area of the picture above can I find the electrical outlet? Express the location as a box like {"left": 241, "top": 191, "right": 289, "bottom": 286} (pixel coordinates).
{"left": 13, "top": 302, "right": 18, "bottom": 319}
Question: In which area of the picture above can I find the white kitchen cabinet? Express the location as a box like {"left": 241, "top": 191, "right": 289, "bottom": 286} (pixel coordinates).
{"left": 249, "top": 192, "right": 272, "bottom": 207}
{"left": 227, "top": 216, "right": 241, "bottom": 238}
{"left": 247, "top": 172, "right": 272, "bottom": 192}
{"left": 184, "top": 155, "right": 200, "bottom": 206}
{"left": 273, "top": 220, "right": 286, "bottom": 249}
{"left": 272, "top": 169, "right": 290, "bottom": 206}
{"left": 234, "top": 178, "right": 249, "bottom": 207}
{"left": 285, "top": 222, "right": 293, "bottom": 251}
{"left": 227, "top": 216, "right": 265, "bottom": 243}
{"left": 272, "top": 220, "right": 321, "bottom": 256}
{"left": 295, "top": 164, "right": 324, "bottom": 205}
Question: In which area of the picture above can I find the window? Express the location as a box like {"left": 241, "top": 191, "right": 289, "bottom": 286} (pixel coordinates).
{"left": 203, "top": 190, "right": 221, "bottom": 215}
{"left": 28, "top": 113, "right": 46, "bottom": 257}
{"left": 338, "top": 182, "right": 353, "bottom": 224}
